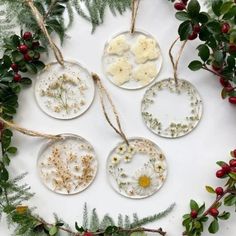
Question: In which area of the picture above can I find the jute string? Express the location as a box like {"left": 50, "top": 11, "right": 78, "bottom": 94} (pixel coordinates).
{"left": 92, "top": 73, "right": 129, "bottom": 146}
{"left": 169, "top": 37, "right": 188, "bottom": 86}
{"left": 130, "top": 0, "right": 140, "bottom": 34}
{"left": 0, "top": 117, "right": 62, "bottom": 140}
{"left": 25, "top": 0, "right": 64, "bottom": 66}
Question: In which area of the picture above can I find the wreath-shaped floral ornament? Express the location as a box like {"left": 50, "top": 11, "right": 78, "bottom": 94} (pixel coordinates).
{"left": 141, "top": 78, "right": 203, "bottom": 138}
{"left": 107, "top": 138, "right": 167, "bottom": 199}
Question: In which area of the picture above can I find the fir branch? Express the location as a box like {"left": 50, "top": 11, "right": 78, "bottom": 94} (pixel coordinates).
{"left": 130, "top": 203, "right": 176, "bottom": 228}
{"left": 90, "top": 209, "right": 100, "bottom": 232}
{"left": 82, "top": 203, "right": 89, "bottom": 229}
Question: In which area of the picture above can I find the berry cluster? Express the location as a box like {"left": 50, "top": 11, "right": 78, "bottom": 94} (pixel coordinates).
{"left": 11, "top": 32, "right": 41, "bottom": 82}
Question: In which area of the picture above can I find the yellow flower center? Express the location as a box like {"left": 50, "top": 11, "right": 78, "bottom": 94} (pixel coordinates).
{"left": 138, "top": 175, "right": 151, "bottom": 188}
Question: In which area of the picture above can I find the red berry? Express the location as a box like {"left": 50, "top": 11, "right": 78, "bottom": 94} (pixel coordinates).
{"left": 18, "top": 44, "right": 28, "bottom": 54}
{"left": 0, "top": 122, "right": 4, "bottom": 131}
{"left": 193, "top": 24, "right": 201, "bottom": 33}
{"left": 13, "top": 73, "right": 21, "bottom": 82}
{"left": 23, "top": 32, "right": 32, "bottom": 40}
{"left": 182, "top": 0, "right": 189, "bottom": 5}
{"left": 216, "top": 169, "right": 225, "bottom": 178}
{"left": 83, "top": 232, "right": 93, "bottom": 236}
{"left": 225, "top": 85, "right": 234, "bottom": 92}
{"left": 190, "top": 210, "right": 198, "bottom": 219}
{"left": 209, "top": 208, "right": 219, "bottom": 217}
{"left": 221, "top": 23, "right": 230, "bottom": 33}
{"left": 11, "top": 63, "right": 18, "bottom": 72}
{"left": 219, "top": 77, "right": 230, "bottom": 87}
{"left": 32, "top": 41, "right": 40, "bottom": 48}
{"left": 222, "top": 164, "right": 231, "bottom": 174}
{"left": 229, "top": 96, "right": 236, "bottom": 104}
{"left": 233, "top": 149, "right": 236, "bottom": 158}
{"left": 174, "top": 2, "right": 186, "bottom": 10}
{"left": 229, "top": 44, "right": 236, "bottom": 53}
{"left": 212, "top": 64, "right": 221, "bottom": 71}
{"left": 215, "top": 187, "right": 224, "bottom": 196}
{"left": 229, "top": 159, "right": 236, "bottom": 167}
{"left": 24, "top": 54, "right": 32, "bottom": 61}
{"left": 188, "top": 32, "right": 198, "bottom": 40}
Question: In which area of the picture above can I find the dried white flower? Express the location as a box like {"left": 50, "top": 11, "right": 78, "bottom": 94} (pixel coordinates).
{"left": 133, "top": 62, "right": 158, "bottom": 85}
{"left": 107, "top": 35, "right": 130, "bottom": 55}
{"left": 131, "top": 35, "right": 160, "bottom": 64}
{"left": 107, "top": 58, "right": 132, "bottom": 85}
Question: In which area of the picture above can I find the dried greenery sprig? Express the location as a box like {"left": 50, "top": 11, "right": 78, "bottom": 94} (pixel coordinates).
{"left": 182, "top": 150, "right": 236, "bottom": 236}
{"left": 169, "top": 0, "right": 236, "bottom": 105}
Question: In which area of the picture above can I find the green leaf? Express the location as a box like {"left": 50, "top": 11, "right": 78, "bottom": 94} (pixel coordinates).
{"left": 187, "top": 0, "right": 200, "bottom": 17}
{"left": 75, "top": 222, "right": 84, "bottom": 233}
{"left": 188, "top": 61, "right": 203, "bottom": 71}
{"left": 207, "top": 21, "right": 221, "bottom": 34}
{"left": 0, "top": 167, "right": 9, "bottom": 181}
{"left": 49, "top": 226, "right": 58, "bottom": 236}
{"left": 20, "top": 78, "right": 32, "bottom": 85}
{"left": 12, "top": 51, "right": 23, "bottom": 62}
{"left": 2, "top": 153, "right": 10, "bottom": 166}
{"left": 212, "top": 0, "right": 223, "bottom": 17}
{"left": 175, "top": 12, "right": 189, "bottom": 21}
{"left": 223, "top": 6, "right": 236, "bottom": 20}
{"left": 198, "top": 12, "right": 210, "bottom": 23}
{"left": 208, "top": 219, "right": 219, "bottom": 234}
{"left": 190, "top": 200, "right": 199, "bottom": 211}
{"left": 7, "top": 147, "right": 17, "bottom": 154}
{"left": 227, "top": 55, "right": 235, "bottom": 68}
{"left": 220, "top": 2, "right": 234, "bottom": 15}
{"left": 198, "top": 203, "right": 205, "bottom": 215}
{"left": 105, "top": 226, "right": 118, "bottom": 234}
{"left": 224, "top": 194, "right": 236, "bottom": 206}
{"left": 32, "top": 61, "right": 45, "bottom": 71}
{"left": 25, "top": 63, "right": 37, "bottom": 74}
{"left": 216, "top": 161, "right": 227, "bottom": 167}
{"left": 0, "top": 187, "right": 2, "bottom": 196}
{"left": 221, "top": 88, "right": 228, "bottom": 99}
{"left": 197, "top": 44, "right": 210, "bottom": 62}
{"left": 3, "top": 55, "right": 12, "bottom": 68}
{"left": 214, "top": 50, "right": 224, "bottom": 64}
{"left": 205, "top": 186, "right": 215, "bottom": 194}
{"left": 178, "top": 20, "right": 192, "bottom": 40}
{"left": 229, "top": 172, "right": 236, "bottom": 180}
{"left": 218, "top": 212, "right": 230, "bottom": 220}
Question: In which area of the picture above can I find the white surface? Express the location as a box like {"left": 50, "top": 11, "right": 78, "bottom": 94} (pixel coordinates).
{"left": 1, "top": 0, "right": 236, "bottom": 235}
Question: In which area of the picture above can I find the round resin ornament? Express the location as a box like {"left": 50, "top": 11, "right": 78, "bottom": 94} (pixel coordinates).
{"left": 35, "top": 60, "right": 94, "bottom": 119}
{"left": 103, "top": 31, "right": 162, "bottom": 90}
{"left": 37, "top": 134, "right": 98, "bottom": 195}
{"left": 107, "top": 137, "right": 167, "bottom": 199}
{"left": 141, "top": 78, "right": 203, "bottom": 138}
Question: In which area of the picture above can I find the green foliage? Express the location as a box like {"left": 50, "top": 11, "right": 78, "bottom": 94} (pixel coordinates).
{"left": 173, "top": 0, "right": 236, "bottom": 102}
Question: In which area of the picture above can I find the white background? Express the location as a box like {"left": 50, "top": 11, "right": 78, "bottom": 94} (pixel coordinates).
{"left": 1, "top": 0, "right": 236, "bottom": 235}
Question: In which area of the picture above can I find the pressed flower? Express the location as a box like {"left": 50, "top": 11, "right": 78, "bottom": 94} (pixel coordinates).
{"left": 132, "top": 168, "right": 159, "bottom": 196}
{"left": 133, "top": 62, "right": 158, "bottom": 85}
{"left": 124, "top": 154, "right": 132, "bottom": 163}
{"left": 107, "top": 35, "right": 130, "bottom": 55}
{"left": 107, "top": 58, "right": 132, "bottom": 85}
{"left": 111, "top": 156, "right": 121, "bottom": 165}
{"left": 116, "top": 144, "right": 127, "bottom": 155}
{"left": 131, "top": 35, "right": 160, "bottom": 64}
{"left": 154, "top": 161, "right": 166, "bottom": 174}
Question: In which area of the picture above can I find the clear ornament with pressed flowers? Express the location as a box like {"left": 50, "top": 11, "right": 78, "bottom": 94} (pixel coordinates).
{"left": 35, "top": 60, "right": 95, "bottom": 120}
{"left": 37, "top": 134, "right": 98, "bottom": 195}
{"left": 107, "top": 137, "right": 167, "bottom": 199}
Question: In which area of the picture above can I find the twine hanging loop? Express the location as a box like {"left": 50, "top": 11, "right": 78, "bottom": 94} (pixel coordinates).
{"left": 92, "top": 73, "right": 129, "bottom": 146}
{"left": 25, "top": 0, "right": 64, "bottom": 66}
{"left": 130, "top": 0, "right": 141, "bottom": 34}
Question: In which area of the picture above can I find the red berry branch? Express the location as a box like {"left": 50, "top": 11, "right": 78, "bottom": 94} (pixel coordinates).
{"left": 170, "top": 0, "right": 236, "bottom": 105}
{"left": 182, "top": 149, "right": 236, "bottom": 235}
